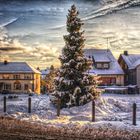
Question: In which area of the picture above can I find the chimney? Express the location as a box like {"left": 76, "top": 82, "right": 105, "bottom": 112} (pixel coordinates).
{"left": 36, "top": 67, "right": 40, "bottom": 71}
{"left": 4, "top": 60, "right": 8, "bottom": 65}
{"left": 124, "top": 51, "right": 128, "bottom": 56}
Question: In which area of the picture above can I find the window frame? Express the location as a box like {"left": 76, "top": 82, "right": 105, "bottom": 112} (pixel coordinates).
{"left": 103, "top": 63, "right": 109, "bottom": 69}
{"left": 4, "top": 84, "right": 11, "bottom": 90}
{"left": 14, "top": 82, "right": 21, "bottom": 90}
{"left": 96, "top": 63, "right": 102, "bottom": 69}
{"left": 2, "top": 74, "right": 10, "bottom": 79}
{"left": 24, "top": 84, "right": 29, "bottom": 90}
{"left": 13, "top": 74, "right": 20, "bottom": 79}
{"left": 24, "top": 74, "right": 32, "bottom": 80}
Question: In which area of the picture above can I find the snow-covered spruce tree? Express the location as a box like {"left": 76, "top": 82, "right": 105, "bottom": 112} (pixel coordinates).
{"left": 53, "top": 5, "right": 100, "bottom": 108}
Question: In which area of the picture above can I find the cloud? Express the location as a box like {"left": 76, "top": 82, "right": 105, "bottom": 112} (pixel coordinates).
{"left": 24, "top": 43, "right": 60, "bottom": 61}
{"left": 0, "top": 47, "right": 24, "bottom": 51}
{"left": 0, "top": 27, "right": 60, "bottom": 68}
{"left": 0, "top": 28, "right": 25, "bottom": 52}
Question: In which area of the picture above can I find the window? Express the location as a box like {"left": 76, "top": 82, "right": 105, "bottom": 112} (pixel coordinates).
{"left": 24, "top": 74, "right": 32, "bottom": 79}
{"left": 13, "top": 75, "right": 20, "bottom": 79}
{"left": 111, "top": 78, "right": 116, "bottom": 84}
{"left": 24, "top": 84, "right": 29, "bottom": 90}
{"left": 96, "top": 63, "right": 102, "bottom": 69}
{"left": 103, "top": 63, "right": 109, "bottom": 69}
{"left": 125, "top": 64, "right": 127, "bottom": 69}
{"left": 126, "top": 75, "right": 128, "bottom": 81}
{"left": 96, "top": 63, "right": 110, "bottom": 69}
{"left": 3, "top": 75, "right": 10, "bottom": 79}
{"left": 4, "top": 84, "right": 11, "bottom": 90}
{"left": 14, "top": 82, "right": 21, "bottom": 90}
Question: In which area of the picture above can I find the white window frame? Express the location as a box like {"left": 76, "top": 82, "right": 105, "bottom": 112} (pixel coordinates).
{"left": 96, "top": 63, "right": 102, "bottom": 69}
{"left": 4, "top": 84, "right": 11, "bottom": 90}
{"left": 103, "top": 63, "right": 109, "bottom": 68}
{"left": 13, "top": 74, "right": 20, "bottom": 79}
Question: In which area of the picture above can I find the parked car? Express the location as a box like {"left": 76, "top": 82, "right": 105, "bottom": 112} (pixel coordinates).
{"left": 2, "top": 90, "right": 10, "bottom": 94}
{"left": 29, "top": 93, "right": 34, "bottom": 96}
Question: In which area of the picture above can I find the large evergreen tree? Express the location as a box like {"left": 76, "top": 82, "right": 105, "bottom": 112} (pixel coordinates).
{"left": 53, "top": 5, "right": 100, "bottom": 108}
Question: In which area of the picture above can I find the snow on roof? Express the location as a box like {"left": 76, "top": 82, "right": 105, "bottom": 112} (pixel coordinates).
{"left": 0, "top": 62, "right": 40, "bottom": 74}
{"left": 127, "top": 85, "right": 137, "bottom": 88}
{"left": 84, "top": 49, "right": 124, "bottom": 75}
{"left": 93, "top": 53, "right": 110, "bottom": 63}
{"left": 131, "top": 59, "right": 140, "bottom": 69}
{"left": 105, "top": 87, "right": 128, "bottom": 91}
{"left": 121, "top": 54, "right": 140, "bottom": 69}
{"left": 41, "top": 69, "right": 50, "bottom": 75}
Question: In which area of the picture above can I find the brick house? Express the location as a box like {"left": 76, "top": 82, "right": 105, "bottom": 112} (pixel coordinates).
{"left": 84, "top": 49, "right": 124, "bottom": 87}
{"left": 118, "top": 51, "right": 140, "bottom": 93}
{"left": 0, "top": 61, "right": 41, "bottom": 94}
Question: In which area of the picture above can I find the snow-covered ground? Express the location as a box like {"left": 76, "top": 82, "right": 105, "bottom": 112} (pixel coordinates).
{"left": 0, "top": 93, "right": 140, "bottom": 131}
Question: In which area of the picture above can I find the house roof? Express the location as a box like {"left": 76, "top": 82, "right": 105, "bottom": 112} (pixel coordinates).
{"left": 0, "top": 62, "right": 40, "bottom": 74}
{"left": 41, "top": 69, "right": 50, "bottom": 75}
{"left": 121, "top": 54, "right": 140, "bottom": 69}
{"left": 41, "top": 69, "right": 50, "bottom": 79}
{"left": 84, "top": 49, "right": 124, "bottom": 75}
{"left": 93, "top": 54, "right": 110, "bottom": 63}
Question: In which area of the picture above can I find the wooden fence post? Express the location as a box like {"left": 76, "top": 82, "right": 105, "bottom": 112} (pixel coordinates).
{"left": 92, "top": 100, "right": 95, "bottom": 122}
{"left": 28, "top": 97, "right": 31, "bottom": 113}
{"left": 3, "top": 96, "right": 6, "bottom": 113}
{"left": 57, "top": 98, "right": 61, "bottom": 117}
{"left": 133, "top": 103, "right": 137, "bottom": 125}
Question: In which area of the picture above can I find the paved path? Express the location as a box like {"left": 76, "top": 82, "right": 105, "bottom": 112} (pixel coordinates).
{"left": 0, "top": 132, "right": 56, "bottom": 140}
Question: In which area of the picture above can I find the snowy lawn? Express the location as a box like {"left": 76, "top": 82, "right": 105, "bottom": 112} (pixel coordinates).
{"left": 0, "top": 93, "right": 140, "bottom": 131}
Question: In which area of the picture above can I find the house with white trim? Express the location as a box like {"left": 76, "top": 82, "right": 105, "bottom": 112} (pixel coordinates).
{"left": 84, "top": 49, "right": 125, "bottom": 93}
{"left": 0, "top": 61, "right": 41, "bottom": 94}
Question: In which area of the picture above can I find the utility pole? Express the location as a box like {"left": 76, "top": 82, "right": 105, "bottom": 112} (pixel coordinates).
{"left": 0, "top": 51, "right": 1, "bottom": 62}
{"left": 107, "top": 37, "right": 109, "bottom": 51}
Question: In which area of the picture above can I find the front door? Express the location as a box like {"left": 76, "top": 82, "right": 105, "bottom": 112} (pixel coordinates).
{"left": 0, "top": 83, "right": 4, "bottom": 92}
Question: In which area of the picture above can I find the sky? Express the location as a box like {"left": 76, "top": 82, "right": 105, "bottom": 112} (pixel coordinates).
{"left": 0, "top": 0, "right": 140, "bottom": 69}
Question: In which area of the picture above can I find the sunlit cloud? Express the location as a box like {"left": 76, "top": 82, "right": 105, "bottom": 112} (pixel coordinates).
{"left": 0, "top": 28, "right": 25, "bottom": 52}
{"left": 0, "top": 0, "right": 140, "bottom": 68}
{"left": 0, "top": 27, "right": 60, "bottom": 68}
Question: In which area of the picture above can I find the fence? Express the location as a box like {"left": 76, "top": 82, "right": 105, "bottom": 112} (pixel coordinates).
{"left": 3, "top": 96, "right": 32, "bottom": 114}
{"left": 1, "top": 96, "right": 139, "bottom": 125}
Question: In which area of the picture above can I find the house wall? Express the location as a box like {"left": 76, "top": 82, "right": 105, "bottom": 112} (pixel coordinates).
{"left": 33, "top": 74, "right": 40, "bottom": 94}
{"left": 99, "top": 75, "right": 124, "bottom": 86}
{"left": 129, "top": 70, "right": 137, "bottom": 85}
{"left": 0, "top": 73, "right": 34, "bottom": 79}
{"left": 118, "top": 56, "right": 129, "bottom": 85}
{"left": 118, "top": 55, "right": 138, "bottom": 87}
{"left": 0, "top": 73, "right": 40, "bottom": 94}
{"left": 116, "top": 75, "right": 124, "bottom": 86}
{"left": 136, "top": 65, "right": 140, "bottom": 90}
{"left": 118, "top": 55, "right": 139, "bottom": 94}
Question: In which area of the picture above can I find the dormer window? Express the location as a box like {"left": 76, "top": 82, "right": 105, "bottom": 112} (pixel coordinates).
{"left": 96, "top": 63, "right": 102, "bottom": 69}
{"left": 103, "top": 63, "right": 109, "bottom": 69}
{"left": 96, "top": 62, "right": 110, "bottom": 69}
